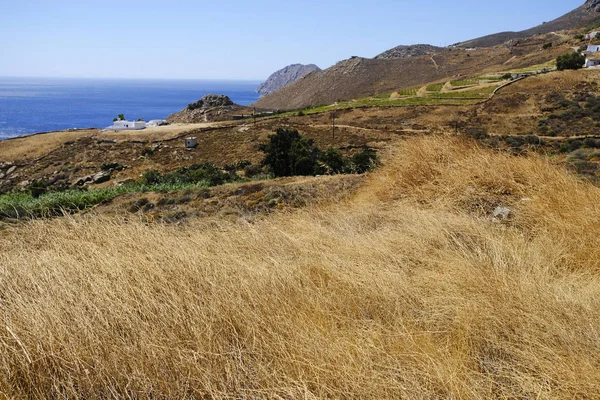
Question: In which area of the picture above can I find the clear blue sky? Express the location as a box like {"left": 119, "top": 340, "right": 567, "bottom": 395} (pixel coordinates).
{"left": 0, "top": 0, "right": 584, "bottom": 80}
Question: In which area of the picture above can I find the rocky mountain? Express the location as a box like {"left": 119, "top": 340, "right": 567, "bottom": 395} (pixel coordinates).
{"left": 375, "top": 44, "right": 446, "bottom": 59}
{"left": 167, "top": 94, "right": 243, "bottom": 123}
{"left": 252, "top": 41, "right": 563, "bottom": 111}
{"left": 457, "top": 0, "right": 600, "bottom": 48}
{"left": 257, "top": 64, "right": 321, "bottom": 97}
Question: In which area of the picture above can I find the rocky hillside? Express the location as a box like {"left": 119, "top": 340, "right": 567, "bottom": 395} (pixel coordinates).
{"left": 257, "top": 64, "right": 321, "bottom": 97}
{"left": 167, "top": 94, "right": 243, "bottom": 123}
{"left": 252, "top": 41, "right": 566, "bottom": 110}
{"left": 375, "top": 44, "right": 446, "bottom": 59}
{"left": 457, "top": 0, "right": 600, "bottom": 48}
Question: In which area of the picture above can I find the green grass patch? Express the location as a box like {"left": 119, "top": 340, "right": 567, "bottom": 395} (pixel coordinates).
{"left": 372, "top": 92, "right": 392, "bottom": 99}
{"left": 0, "top": 181, "right": 212, "bottom": 220}
{"left": 396, "top": 86, "right": 419, "bottom": 96}
{"left": 429, "top": 85, "right": 499, "bottom": 99}
{"left": 450, "top": 79, "right": 479, "bottom": 87}
{"left": 505, "top": 61, "right": 556, "bottom": 74}
{"left": 426, "top": 83, "right": 446, "bottom": 92}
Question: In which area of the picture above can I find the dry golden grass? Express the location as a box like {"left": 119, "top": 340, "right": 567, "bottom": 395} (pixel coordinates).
{"left": 1, "top": 136, "right": 600, "bottom": 398}
{"left": 0, "top": 129, "right": 98, "bottom": 162}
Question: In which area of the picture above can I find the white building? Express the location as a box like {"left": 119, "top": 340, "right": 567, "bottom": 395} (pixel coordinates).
{"left": 586, "top": 58, "right": 600, "bottom": 68}
{"left": 105, "top": 120, "right": 147, "bottom": 131}
{"left": 586, "top": 31, "right": 600, "bottom": 40}
{"left": 586, "top": 44, "right": 600, "bottom": 53}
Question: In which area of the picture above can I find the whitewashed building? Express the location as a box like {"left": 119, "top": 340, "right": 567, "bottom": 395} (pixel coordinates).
{"left": 586, "top": 44, "right": 600, "bottom": 53}
{"left": 586, "top": 58, "right": 600, "bottom": 68}
{"left": 105, "top": 120, "right": 147, "bottom": 131}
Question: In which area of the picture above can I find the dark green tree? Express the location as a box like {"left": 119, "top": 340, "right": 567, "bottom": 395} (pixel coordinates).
{"left": 260, "top": 129, "right": 320, "bottom": 177}
{"left": 320, "top": 148, "right": 346, "bottom": 174}
{"left": 556, "top": 52, "right": 586, "bottom": 71}
{"left": 351, "top": 148, "right": 379, "bottom": 173}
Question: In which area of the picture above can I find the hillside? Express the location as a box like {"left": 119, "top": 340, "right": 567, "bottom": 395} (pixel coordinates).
{"left": 253, "top": 40, "right": 568, "bottom": 110}
{"left": 375, "top": 44, "right": 446, "bottom": 59}
{"left": 2, "top": 135, "right": 600, "bottom": 397}
{"left": 457, "top": 0, "right": 600, "bottom": 48}
{"left": 257, "top": 63, "right": 321, "bottom": 96}
{"left": 167, "top": 94, "right": 244, "bottom": 123}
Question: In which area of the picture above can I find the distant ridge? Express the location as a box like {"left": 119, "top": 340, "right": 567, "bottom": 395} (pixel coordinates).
{"left": 457, "top": 0, "right": 600, "bottom": 48}
{"left": 375, "top": 44, "right": 446, "bottom": 59}
{"left": 257, "top": 64, "right": 321, "bottom": 97}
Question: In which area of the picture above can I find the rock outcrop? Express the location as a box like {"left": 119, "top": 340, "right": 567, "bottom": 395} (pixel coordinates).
{"left": 167, "top": 94, "right": 243, "bottom": 124}
{"left": 457, "top": 0, "right": 600, "bottom": 48}
{"left": 187, "top": 94, "right": 234, "bottom": 111}
{"left": 587, "top": 0, "right": 600, "bottom": 12}
{"left": 375, "top": 44, "right": 446, "bottom": 59}
{"left": 257, "top": 64, "right": 321, "bottom": 97}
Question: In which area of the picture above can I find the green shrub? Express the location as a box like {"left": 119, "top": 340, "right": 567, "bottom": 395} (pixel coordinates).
{"left": 556, "top": 52, "right": 586, "bottom": 71}
{"left": 260, "top": 129, "right": 320, "bottom": 177}
{"left": 320, "top": 148, "right": 346, "bottom": 174}
{"left": 543, "top": 43, "right": 553, "bottom": 50}
{"left": 141, "top": 170, "right": 162, "bottom": 185}
{"left": 351, "top": 148, "right": 379, "bottom": 173}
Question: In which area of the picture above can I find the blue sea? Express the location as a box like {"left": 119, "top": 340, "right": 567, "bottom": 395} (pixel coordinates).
{"left": 0, "top": 77, "right": 261, "bottom": 140}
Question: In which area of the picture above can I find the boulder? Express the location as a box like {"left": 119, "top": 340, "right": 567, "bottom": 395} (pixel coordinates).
{"left": 6, "top": 166, "right": 16, "bottom": 175}
{"left": 92, "top": 171, "right": 111, "bottom": 184}
{"left": 492, "top": 206, "right": 513, "bottom": 221}
{"left": 187, "top": 94, "right": 234, "bottom": 111}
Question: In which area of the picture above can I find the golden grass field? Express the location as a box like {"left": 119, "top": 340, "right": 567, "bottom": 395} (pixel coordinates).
{"left": 1, "top": 136, "right": 600, "bottom": 398}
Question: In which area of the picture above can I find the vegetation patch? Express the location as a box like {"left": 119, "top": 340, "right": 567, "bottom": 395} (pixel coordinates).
{"left": 426, "top": 83, "right": 445, "bottom": 92}
{"left": 260, "top": 129, "right": 379, "bottom": 177}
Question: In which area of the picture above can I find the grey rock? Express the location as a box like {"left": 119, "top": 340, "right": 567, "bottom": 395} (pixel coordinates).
{"left": 492, "top": 206, "right": 513, "bottom": 221}
{"left": 375, "top": 44, "right": 446, "bottom": 60}
{"left": 92, "top": 171, "right": 111, "bottom": 184}
{"left": 6, "top": 166, "right": 16, "bottom": 175}
{"left": 257, "top": 64, "right": 321, "bottom": 97}
{"left": 187, "top": 94, "right": 234, "bottom": 111}
{"left": 0, "top": 173, "right": 4, "bottom": 180}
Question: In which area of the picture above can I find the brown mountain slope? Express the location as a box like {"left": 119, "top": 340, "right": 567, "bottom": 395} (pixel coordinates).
{"left": 253, "top": 41, "right": 568, "bottom": 110}
{"left": 457, "top": 0, "right": 600, "bottom": 48}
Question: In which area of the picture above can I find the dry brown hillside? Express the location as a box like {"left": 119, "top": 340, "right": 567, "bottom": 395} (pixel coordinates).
{"left": 1, "top": 136, "right": 600, "bottom": 398}
{"left": 457, "top": 0, "right": 600, "bottom": 48}
{"left": 253, "top": 38, "right": 570, "bottom": 110}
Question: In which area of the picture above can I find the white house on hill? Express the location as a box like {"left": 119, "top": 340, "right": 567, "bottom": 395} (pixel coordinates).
{"left": 105, "top": 120, "right": 147, "bottom": 131}
{"left": 587, "top": 44, "right": 600, "bottom": 53}
{"left": 586, "top": 57, "right": 600, "bottom": 68}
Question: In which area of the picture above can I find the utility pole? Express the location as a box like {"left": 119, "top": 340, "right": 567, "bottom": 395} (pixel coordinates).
{"left": 331, "top": 112, "right": 336, "bottom": 140}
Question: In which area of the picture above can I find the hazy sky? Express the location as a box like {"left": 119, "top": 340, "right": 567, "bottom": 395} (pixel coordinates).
{"left": 0, "top": 0, "right": 584, "bottom": 80}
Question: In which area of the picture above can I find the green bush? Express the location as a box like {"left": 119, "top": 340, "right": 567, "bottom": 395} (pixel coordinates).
{"left": 351, "top": 148, "right": 379, "bottom": 173}
{"left": 320, "top": 148, "right": 346, "bottom": 174}
{"left": 556, "top": 52, "right": 585, "bottom": 71}
{"left": 260, "top": 129, "right": 320, "bottom": 177}
{"left": 543, "top": 43, "right": 553, "bottom": 50}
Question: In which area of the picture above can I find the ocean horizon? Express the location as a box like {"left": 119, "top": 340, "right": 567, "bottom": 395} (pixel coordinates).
{"left": 0, "top": 76, "right": 261, "bottom": 140}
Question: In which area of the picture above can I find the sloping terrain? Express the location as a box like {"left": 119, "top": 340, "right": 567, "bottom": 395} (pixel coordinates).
{"left": 253, "top": 37, "right": 571, "bottom": 110}
{"left": 375, "top": 44, "right": 446, "bottom": 59}
{"left": 457, "top": 0, "right": 600, "bottom": 48}
{"left": 1, "top": 136, "right": 600, "bottom": 398}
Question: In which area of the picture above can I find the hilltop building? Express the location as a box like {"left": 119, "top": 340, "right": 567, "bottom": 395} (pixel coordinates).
{"left": 585, "top": 57, "right": 600, "bottom": 68}
{"left": 586, "top": 44, "right": 600, "bottom": 53}
{"left": 105, "top": 120, "right": 147, "bottom": 131}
